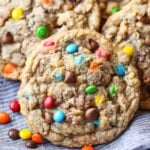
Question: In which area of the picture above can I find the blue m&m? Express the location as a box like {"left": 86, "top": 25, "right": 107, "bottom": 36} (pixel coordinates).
{"left": 93, "top": 119, "right": 100, "bottom": 126}
{"left": 74, "top": 54, "right": 86, "bottom": 65}
{"left": 116, "top": 65, "right": 126, "bottom": 76}
{"left": 65, "top": 43, "right": 78, "bottom": 54}
{"left": 53, "top": 110, "right": 65, "bottom": 123}
{"left": 54, "top": 72, "right": 64, "bottom": 81}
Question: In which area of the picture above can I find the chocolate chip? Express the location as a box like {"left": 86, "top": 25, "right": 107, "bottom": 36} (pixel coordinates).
{"left": 2, "top": 32, "right": 14, "bottom": 44}
{"left": 64, "top": 71, "right": 76, "bottom": 83}
{"left": 55, "top": 99, "right": 62, "bottom": 106}
{"left": 8, "top": 129, "right": 19, "bottom": 140}
{"left": 84, "top": 39, "right": 99, "bottom": 52}
{"left": 68, "top": 0, "right": 76, "bottom": 2}
{"left": 140, "top": 14, "right": 149, "bottom": 24}
{"left": 25, "top": 140, "right": 37, "bottom": 148}
{"left": 85, "top": 107, "right": 99, "bottom": 121}
{"left": 144, "top": 76, "right": 150, "bottom": 84}
{"left": 44, "top": 112, "right": 53, "bottom": 124}
{"left": 144, "top": 69, "right": 150, "bottom": 84}
{"left": 144, "top": 75, "right": 150, "bottom": 84}
{"left": 144, "top": 33, "right": 150, "bottom": 46}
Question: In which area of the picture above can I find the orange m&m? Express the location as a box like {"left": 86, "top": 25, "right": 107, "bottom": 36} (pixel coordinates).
{"left": 42, "top": 0, "right": 53, "bottom": 4}
{"left": 32, "top": 133, "right": 43, "bottom": 144}
{"left": 89, "top": 60, "right": 100, "bottom": 71}
{"left": 0, "top": 112, "right": 11, "bottom": 124}
{"left": 82, "top": 145, "right": 94, "bottom": 150}
{"left": 3, "top": 63, "right": 17, "bottom": 74}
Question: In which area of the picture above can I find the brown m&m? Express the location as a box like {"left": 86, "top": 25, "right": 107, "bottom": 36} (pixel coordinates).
{"left": 8, "top": 129, "right": 20, "bottom": 140}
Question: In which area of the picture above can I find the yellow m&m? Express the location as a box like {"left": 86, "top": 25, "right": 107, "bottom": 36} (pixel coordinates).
{"left": 11, "top": 8, "right": 24, "bottom": 20}
{"left": 94, "top": 95, "right": 104, "bottom": 106}
{"left": 19, "top": 129, "right": 32, "bottom": 140}
{"left": 123, "top": 45, "right": 134, "bottom": 56}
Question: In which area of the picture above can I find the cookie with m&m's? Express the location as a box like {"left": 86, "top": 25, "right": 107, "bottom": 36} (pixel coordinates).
{"left": 0, "top": 0, "right": 100, "bottom": 80}
{"left": 102, "top": 0, "right": 150, "bottom": 110}
{"left": 18, "top": 29, "right": 140, "bottom": 147}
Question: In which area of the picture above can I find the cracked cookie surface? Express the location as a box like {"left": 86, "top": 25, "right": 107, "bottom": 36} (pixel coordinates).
{"left": 18, "top": 29, "right": 140, "bottom": 147}
{"left": 0, "top": 0, "right": 100, "bottom": 80}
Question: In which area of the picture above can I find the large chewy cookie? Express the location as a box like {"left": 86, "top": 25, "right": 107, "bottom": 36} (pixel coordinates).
{"left": 0, "top": 0, "right": 100, "bottom": 80}
{"left": 18, "top": 29, "right": 140, "bottom": 147}
{"left": 102, "top": 0, "right": 150, "bottom": 109}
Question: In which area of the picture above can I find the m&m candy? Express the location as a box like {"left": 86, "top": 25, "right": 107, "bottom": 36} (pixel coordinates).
{"left": 94, "top": 95, "right": 104, "bottom": 106}
{"left": 112, "top": 6, "right": 120, "bottom": 14}
{"left": 19, "top": 129, "right": 32, "bottom": 140}
{"left": 54, "top": 73, "right": 64, "bottom": 81}
{"left": 82, "top": 145, "right": 94, "bottom": 150}
{"left": 96, "top": 48, "right": 110, "bottom": 60}
{"left": 116, "top": 65, "right": 126, "bottom": 76}
{"left": 8, "top": 129, "right": 20, "bottom": 140}
{"left": 109, "top": 85, "right": 117, "bottom": 96}
{"left": 3, "top": 63, "right": 17, "bottom": 74}
{"left": 42, "top": 0, "right": 53, "bottom": 4}
{"left": 11, "top": 8, "right": 24, "bottom": 20}
{"left": 9, "top": 100, "right": 20, "bottom": 112}
{"left": 53, "top": 110, "right": 65, "bottom": 123}
{"left": 123, "top": 45, "right": 134, "bottom": 56}
{"left": 89, "top": 60, "right": 99, "bottom": 70}
{"left": 0, "top": 112, "right": 11, "bottom": 124}
{"left": 36, "top": 25, "right": 49, "bottom": 39}
{"left": 43, "top": 96, "right": 54, "bottom": 109}
{"left": 65, "top": 43, "right": 78, "bottom": 54}
{"left": 85, "top": 85, "right": 97, "bottom": 94}
{"left": 32, "top": 133, "right": 43, "bottom": 144}
{"left": 25, "top": 140, "right": 37, "bottom": 148}
{"left": 93, "top": 120, "right": 100, "bottom": 126}
{"left": 74, "top": 55, "right": 86, "bottom": 65}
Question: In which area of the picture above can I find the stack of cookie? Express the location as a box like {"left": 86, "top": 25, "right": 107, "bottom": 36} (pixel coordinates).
{"left": 0, "top": 0, "right": 149, "bottom": 148}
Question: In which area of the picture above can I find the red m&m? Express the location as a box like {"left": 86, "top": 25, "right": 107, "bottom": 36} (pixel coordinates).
{"left": 96, "top": 47, "right": 110, "bottom": 60}
{"left": 9, "top": 100, "right": 20, "bottom": 112}
{"left": 43, "top": 96, "right": 54, "bottom": 109}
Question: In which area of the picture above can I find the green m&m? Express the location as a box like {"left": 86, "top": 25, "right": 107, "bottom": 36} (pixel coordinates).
{"left": 85, "top": 85, "right": 97, "bottom": 94}
{"left": 36, "top": 25, "right": 49, "bottom": 39}
{"left": 109, "top": 85, "right": 117, "bottom": 96}
{"left": 112, "top": 6, "right": 120, "bottom": 14}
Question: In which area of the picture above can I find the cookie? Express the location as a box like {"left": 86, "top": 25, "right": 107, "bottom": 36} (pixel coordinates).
{"left": 0, "top": 0, "right": 100, "bottom": 80}
{"left": 18, "top": 29, "right": 140, "bottom": 147}
{"left": 102, "top": 0, "right": 150, "bottom": 110}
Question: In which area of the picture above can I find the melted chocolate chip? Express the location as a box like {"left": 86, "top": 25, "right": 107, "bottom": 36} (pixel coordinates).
{"left": 64, "top": 71, "right": 76, "bottom": 83}
{"left": 85, "top": 107, "right": 99, "bottom": 121}
{"left": 2, "top": 32, "right": 14, "bottom": 44}
{"left": 84, "top": 39, "right": 99, "bottom": 52}
{"left": 44, "top": 112, "right": 53, "bottom": 124}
